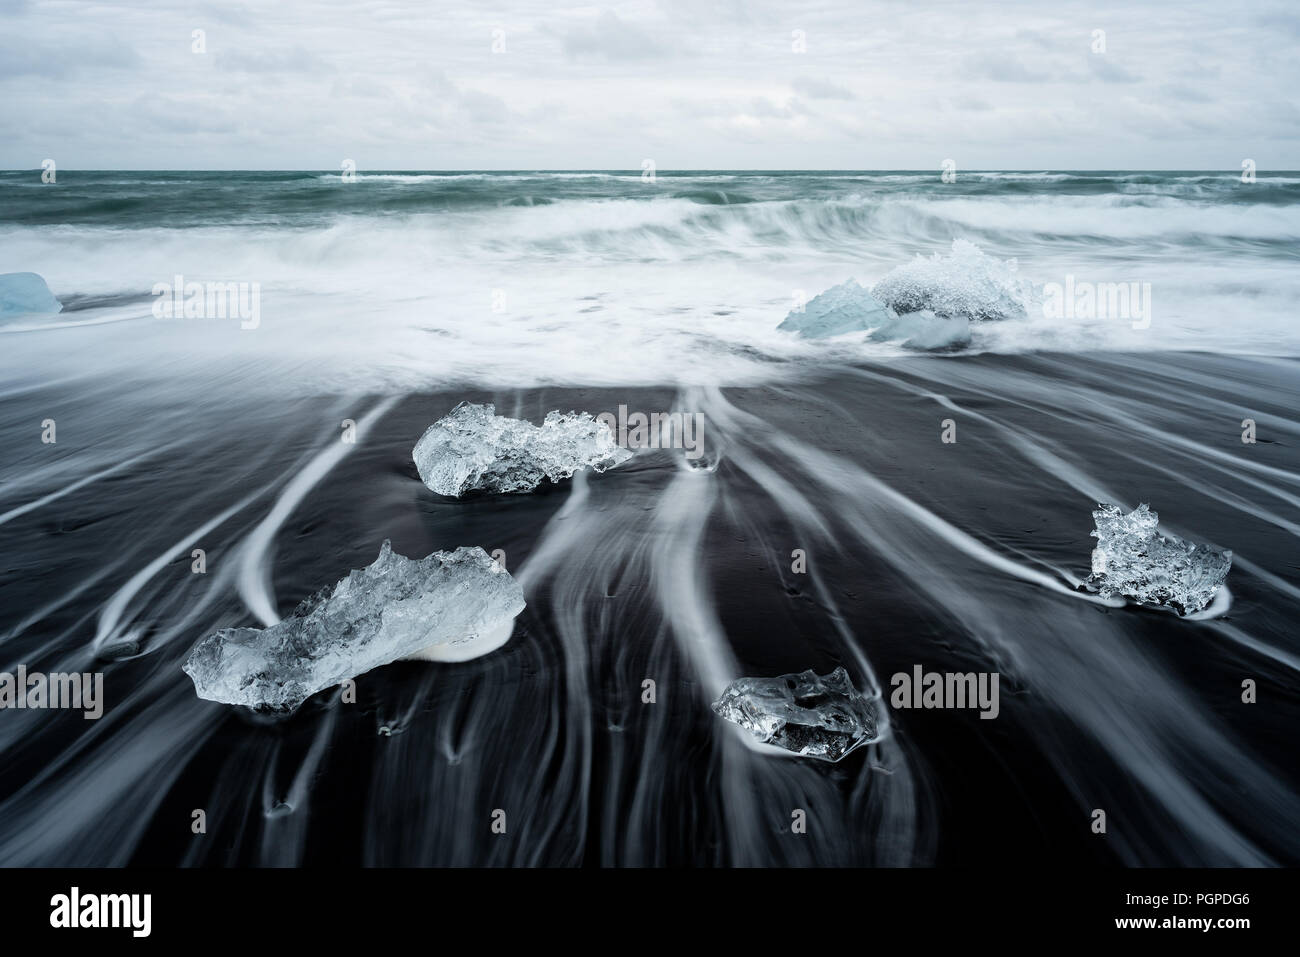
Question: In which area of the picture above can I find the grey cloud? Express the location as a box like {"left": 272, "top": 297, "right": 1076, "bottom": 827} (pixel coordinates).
{"left": 0, "top": 34, "right": 140, "bottom": 78}
{"left": 420, "top": 68, "right": 460, "bottom": 98}
{"left": 0, "top": 0, "right": 1296, "bottom": 168}
{"left": 329, "top": 75, "right": 395, "bottom": 99}
{"left": 1012, "top": 28, "right": 1055, "bottom": 49}
{"left": 748, "top": 96, "right": 799, "bottom": 118}
{"left": 1181, "top": 61, "right": 1222, "bottom": 79}
{"left": 1160, "top": 83, "right": 1212, "bottom": 104}
{"left": 1255, "top": 10, "right": 1300, "bottom": 34}
{"left": 558, "top": 11, "right": 669, "bottom": 60}
{"left": 193, "top": 2, "right": 258, "bottom": 26}
{"left": 790, "top": 76, "right": 854, "bottom": 100}
{"left": 459, "top": 89, "right": 509, "bottom": 124}
{"left": 131, "top": 96, "right": 241, "bottom": 134}
{"left": 416, "top": 68, "right": 510, "bottom": 126}
{"left": 961, "top": 50, "right": 1054, "bottom": 83}
{"left": 214, "top": 45, "right": 330, "bottom": 74}
{"left": 1086, "top": 55, "right": 1141, "bottom": 84}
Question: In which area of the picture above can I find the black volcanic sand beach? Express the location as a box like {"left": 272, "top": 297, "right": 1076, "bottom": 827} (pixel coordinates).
{"left": 1, "top": 351, "right": 1297, "bottom": 866}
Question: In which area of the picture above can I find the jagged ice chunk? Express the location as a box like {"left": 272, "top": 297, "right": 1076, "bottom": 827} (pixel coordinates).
{"left": 872, "top": 239, "right": 1030, "bottom": 322}
{"left": 711, "top": 666, "right": 880, "bottom": 762}
{"left": 777, "top": 279, "right": 896, "bottom": 339}
{"left": 778, "top": 280, "right": 971, "bottom": 350}
{"left": 869, "top": 308, "right": 971, "bottom": 350}
{"left": 413, "top": 401, "right": 632, "bottom": 496}
{"left": 183, "top": 541, "right": 526, "bottom": 710}
{"left": 1083, "top": 503, "right": 1231, "bottom": 615}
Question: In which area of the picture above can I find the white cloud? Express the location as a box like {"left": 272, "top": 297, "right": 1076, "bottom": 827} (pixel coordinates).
{"left": 0, "top": 0, "right": 1296, "bottom": 168}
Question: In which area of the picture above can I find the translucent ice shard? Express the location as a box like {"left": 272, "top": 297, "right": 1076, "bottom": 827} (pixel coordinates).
{"left": 872, "top": 239, "right": 1030, "bottom": 322}
{"left": 1083, "top": 503, "right": 1232, "bottom": 615}
{"left": 777, "top": 279, "right": 896, "bottom": 339}
{"left": 711, "top": 666, "right": 880, "bottom": 762}
{"left": 413, "top": 401, "right": 632, "bottom": 497}
{"left": 869, "top": 308, "right": 972, "bottom": 351}
{"left": 778, "top": 280, "right": 970, "bottom": 350}
{"left": 0, "top": 272, "right": 62, "bottom": 317}
{"left": 182, "top": 541, "right": 526, "bottom": 710}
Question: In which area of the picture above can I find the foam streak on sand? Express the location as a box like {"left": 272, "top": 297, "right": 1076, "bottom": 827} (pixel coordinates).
{"left": 237, "top": 397, "right": 401, "bottom": 626}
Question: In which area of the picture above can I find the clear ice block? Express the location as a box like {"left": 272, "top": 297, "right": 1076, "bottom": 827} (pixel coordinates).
{"left": 1083, "top": 503, "right": 1231, "bottom": 615}
{"left": 777, "top": 279, "right": 896, "bottom": 339}
{"left": 183, "top": 541, "right": 525, "bottom": 710}
{"left": 711, "top": 666, "right": 880, "bottom": 762}
{"left": 872, "top": 239, "right": 1030, "bottom": 322}
{"left": 413, "top": 401, "right": 632, "bottom": 496}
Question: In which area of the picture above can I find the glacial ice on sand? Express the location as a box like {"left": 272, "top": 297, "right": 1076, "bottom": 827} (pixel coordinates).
{"left": 413, "top": 401, "right": 632, "bottom": 497}
{"left": 711, "top": 666, "right": 880, "bottom": 762}
{"left": 0, "top": 272, "right": 62, "bottom": 317}
{"left": 1083, "top": 503, "right": 1232, "bottom": 615}
{"left": 871, "top": 308, "right": 971, "bottom": 350}
{"left": 778, "top": 278, "right": 970, "bottom": 350}
{"left": 777, "top": 279, "right": 895, "bottom": 339}
{"left": 183, "top": 541, "right": 526, "bottom": 711}
{"left": 871, "top": 239, "right": 1031, "bottom": 322}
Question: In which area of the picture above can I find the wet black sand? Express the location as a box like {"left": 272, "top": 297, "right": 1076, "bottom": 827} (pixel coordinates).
{"left": 1, "top": 351, "right": 1297, "bottom": 866}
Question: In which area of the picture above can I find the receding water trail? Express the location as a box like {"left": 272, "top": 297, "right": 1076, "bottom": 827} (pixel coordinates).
{"left": 236, "top": 396, "right": 401, "bottom": 626}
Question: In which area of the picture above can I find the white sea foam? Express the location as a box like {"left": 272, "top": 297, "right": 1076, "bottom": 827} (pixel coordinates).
{"left": 1, "top": 182, "right": 1298, "bottom": 396}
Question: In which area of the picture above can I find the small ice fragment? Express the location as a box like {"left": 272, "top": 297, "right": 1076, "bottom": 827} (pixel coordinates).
{"left": 777, "top": 279, "right": 896, "bottom": 339}
{"left": 182, "top": 541, "right": 526, "bottom": 711}
{"left": 0, "top": 272, "right": 62, "bottom": 317}
{"left": 711, "top": 666, "right": 880, "bottom": 762}
{"left": 413, "top": 401, "right": 632, "bottom": 497}
{"left": 1082, "top": 503, "right": 1232, "bottom": 615}
{"left": 871, "top": 239, "right": 1030, "bottom": 322}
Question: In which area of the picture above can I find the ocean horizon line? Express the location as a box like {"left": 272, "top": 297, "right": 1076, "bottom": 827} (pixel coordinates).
{"left": 3, "top": 167, "right": 1296, "bottom": 174}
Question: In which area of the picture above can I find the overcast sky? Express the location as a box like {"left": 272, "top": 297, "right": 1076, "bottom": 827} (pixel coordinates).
{"left": 2, "top": 0, "right": 1297, "bottom": 170}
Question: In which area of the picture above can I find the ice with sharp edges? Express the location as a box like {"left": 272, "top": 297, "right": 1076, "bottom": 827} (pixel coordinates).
{"left": 777, "top": 279, "right": 895, "bottom": 339}
{"left": 0, "top": 272, "right": 62, "bottom": 317}
{"left": 711, "top": 666, "right": 880, "bottom": 762}
{"left": 777, "top": 280, "right": 971, "bottom": 350}
{"left": 182, "top": 541, "right": 526, "bottom": 711}
{"left": 413, "top": 401, "right": 632, "bottom": 496}
{"left": 871, "top": 239, "right": 1031, "bottom": 322}
{"left": 1083, "top": 503, "right": 1232, "bottom": 615}
{"left": 872, "top": 308, "right": 971, "bottom": 350}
